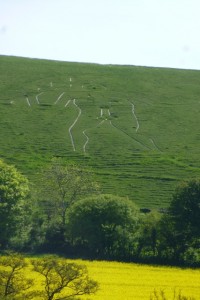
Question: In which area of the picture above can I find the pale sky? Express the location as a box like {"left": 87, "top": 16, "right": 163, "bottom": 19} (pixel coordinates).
{"left": 1, "top": 0, "right": 200, "bottom": 70}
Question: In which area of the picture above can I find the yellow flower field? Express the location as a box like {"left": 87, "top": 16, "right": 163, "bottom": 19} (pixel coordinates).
{"left": 1, "top": 257, "right": 200, "bottom": 299}
{"left": 74, "top": 260, "right": 200, "bottom": 300}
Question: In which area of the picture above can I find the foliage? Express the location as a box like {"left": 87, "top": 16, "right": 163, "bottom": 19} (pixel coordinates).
{"left": 0, "top": 253, "right": 98, "bottom": 300}
{"left": 67, "top": 194, "right": 139, "bottom": 259}
{"left": 157, "top": 179, "right": 200, "bottom": 265}
{"left": 32, "top": 159, "right": 99, "bottom": 252}
{"left": 0, "top": 159, "right": 29, "bottom": 248}
{"left": 136, "top": 211, "right": 161, "bottom": 260}
{"left": 169, "top": 179, "right": 200, "bottom": 239}
{"left": 0, "top": 252, "right": 34, "bottom": 299}
{"left": 37, "top": 158, "right": 99, "bottom": 227}
{"left": 31, "top": 255, "right": 98, "bottom": 300}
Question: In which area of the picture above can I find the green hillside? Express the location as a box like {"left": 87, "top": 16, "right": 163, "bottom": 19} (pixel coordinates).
{"left": 1, "top": 55, "right": 200, "bottom": 208}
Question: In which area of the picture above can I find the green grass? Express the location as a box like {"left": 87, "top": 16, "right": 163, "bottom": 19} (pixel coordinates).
{"left": 1, "top": 55, "right": 200, "bottom": 208}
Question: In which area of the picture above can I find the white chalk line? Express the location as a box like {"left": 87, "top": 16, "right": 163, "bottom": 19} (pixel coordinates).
{"left": 131, "top": 102, "right": 139, "bottom": 132}
{"left": 83, "top": 130, "right": 89, "bottom": 153}
{"left": 36, "top": 92, "right": 43, "bottom": 104}
{"left": 55, "top": 92, "right": 65, "bottom": 104}
{"left": 26, "top": 97, "right": 31, "bottom": 106}
{"left": 98, "top": 120, "right": 105, "bottom": 126}
{"left": 68, "top": 99, "right": 82, "bottom": 151}
{"left": 150, "top": 138, "right": 162, "bottom": 152}
{"left": 130, "top": 101, "right": 161, "bottom": 151}
{"left": 65, "top": 100, "right": 71, "bottom": 107}
{"left": 109, "top": 118, "right": 150, "bottom": 150}
{"left": 82, "top": 106, "right": 112, "bottom": 153}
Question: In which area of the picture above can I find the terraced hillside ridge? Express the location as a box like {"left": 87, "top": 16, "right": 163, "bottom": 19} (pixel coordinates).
{"left": 1, "top": 55, "right": 200, "bottom": 208}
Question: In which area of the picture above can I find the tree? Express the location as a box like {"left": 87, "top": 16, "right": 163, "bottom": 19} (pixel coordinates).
{"left": 67, "top": 194, "right": 139, "bottom": 259}
{"left": 31, "top": 256, "right": 98, "bottom": 300}
{"left": 34, "top": 159, "right": 99, "bottom": 251}
{"left": 169, "top": 179, "right": 200, "bottom": 239}
{"left": 0, "top": 160, "right": 29, "bottom": 248}
{"left": 37, "top": 159, "right": 99, "bottom": 228}
{"left": 0, "top": 252, "right": 34, "bottom": 299}
{"left": 136, "top": 211, "right": 160, "bottom": 260}
{"left": 158, "top": 179, "right": 200, "bottom": 264}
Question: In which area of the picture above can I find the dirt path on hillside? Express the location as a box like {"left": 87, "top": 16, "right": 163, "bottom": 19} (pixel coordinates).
{"left": 68, "top": 99, "right": 82, "bottom": 151}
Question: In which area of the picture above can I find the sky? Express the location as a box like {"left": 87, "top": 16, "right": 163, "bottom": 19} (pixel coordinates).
{"left": 1, "top": 0, "right": 200, "bottom": 70}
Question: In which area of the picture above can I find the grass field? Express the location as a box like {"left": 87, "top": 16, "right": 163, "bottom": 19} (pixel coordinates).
{"left": 1, "top": 55, "right": 200, "bottom": 208}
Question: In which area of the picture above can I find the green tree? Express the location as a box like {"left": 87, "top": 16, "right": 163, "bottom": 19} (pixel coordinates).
{"left": 34, "top": 159, "right": 99, "bottom": 251}
{"left": 136, "top": 211, "right": 160, "bottom": 260}
{"left": 158, "top": 179, "right": 200, "bottom": 264}
{"left": 169, "top": 179, "right": 200, "bottom": 239}
{"left": 31, "top": 256, "right": 98, "bottom": 300}
{"left": 37, "top": 159, "right": 99, "bottom": 228}
{"left": 67, "top": 194, "right": 139, "bottom": 259}
{"left": 0, "top": 252, "right": 34, "bottom": 299}
{"left": 0, "top": 160, "right": 29, "bottom": 248}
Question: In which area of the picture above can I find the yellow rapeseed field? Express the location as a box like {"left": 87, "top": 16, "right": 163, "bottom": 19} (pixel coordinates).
{"left": 1, "top": 258, "right": 200, "bottom": 299}
{"left": 73, "top": 260, "right": 200, "bottom": 300}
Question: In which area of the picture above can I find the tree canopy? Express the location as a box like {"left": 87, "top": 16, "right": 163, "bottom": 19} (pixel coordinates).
{"left": 158, "top": 179, "right": 200, "bottom": 264}
{"left": 67, "top": 194, "right": 139, "bottom": 259}
{"left": 0, "top": 160, "right": 29, "bottom": 248}
{"left": 37, "top": 159, "right": 99, "bottom": 228}
{"left": 32, "top": 256, "right": 98, "bottom": 300}
{"left": 169, "top": 179, "right": 200, "bottom": 238}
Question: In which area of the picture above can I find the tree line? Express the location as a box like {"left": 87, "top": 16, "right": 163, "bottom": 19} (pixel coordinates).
{"left": 0, "top": 158, "right": 199, "bottom": 267}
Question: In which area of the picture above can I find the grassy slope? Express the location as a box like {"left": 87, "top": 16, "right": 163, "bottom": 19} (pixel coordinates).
{"left": 1, "top": 55, "right": 200, "bottom": 208}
